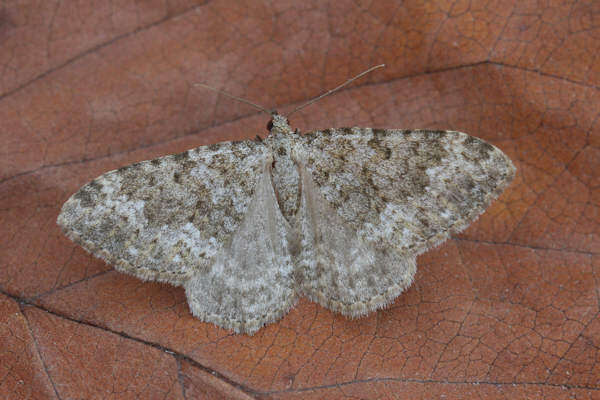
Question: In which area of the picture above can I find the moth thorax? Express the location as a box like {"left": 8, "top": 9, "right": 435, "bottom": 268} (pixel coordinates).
{"left": 269, "top": 113, "right": 292, "bottom": 134}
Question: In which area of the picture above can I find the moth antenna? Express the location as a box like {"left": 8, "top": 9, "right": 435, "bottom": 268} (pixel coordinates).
{"left": 287, "top": 64, "right": 385, "bottom": 117}
{"left": 195, "top": 83, "right": 273, "bottom": 116}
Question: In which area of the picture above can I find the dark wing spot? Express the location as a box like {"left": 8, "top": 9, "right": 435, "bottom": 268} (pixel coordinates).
{"left": 367, "top": 276, "right": 376, "bottom": 288}
{"left": 88, "top": 180, "right": 103, "bottom": 191}
{"left": 183, "top": 160, "right": 197, "bottom": 171}
{"left": 426, "top": 130, "right": 448, "bottom": 136}
{"left": 73, "top": 180, "right": 104, "bottom": 208}
{"left": 348, "top": 275, "right": 355, "bottom": 289}
{"left": 172, "top": 151, "right": 190, "bottom": 162}
{"left": 367, "top": 137, "right": 380, "bottom": 148}
{"left": 463, "top": 136, "right": 494, "bottom": 160}
{"left": 73, "top": 187, "right": 94, "bottom": 207}
{"left": 117, "top": 162, "right": 142, "bottom": 174}
{"left": 368, "top": 136, "right": 393, "bottom": 160}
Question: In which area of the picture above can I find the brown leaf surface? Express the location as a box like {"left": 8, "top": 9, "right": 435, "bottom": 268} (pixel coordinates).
{"left": 21, "top": 305, "right": 185, "bottom": 400}
{"left": 0, "top": 294, "right": 57, "bottom": 399}
{"left": 1, "top": 1, "right": 599, "bottom": 399}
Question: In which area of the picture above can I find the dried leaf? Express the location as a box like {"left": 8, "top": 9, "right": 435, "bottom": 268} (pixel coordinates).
{"left": 1, "top": 1, "right": 598, "bottom": 398}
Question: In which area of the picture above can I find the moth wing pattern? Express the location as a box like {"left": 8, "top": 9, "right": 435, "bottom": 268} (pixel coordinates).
{"left": 57, "top": 139, "right": 271, "bottom": 286}
{"left": 185, "top": 163, "right": 298, "bottom": 334}
{"left": 58, "top": 117, "right": 516, "bottom": 335}
{"left": 293, "top": 162, "right": 417, "bottom": 316}
{"left": 293, "top": 127, "right": 515, "bottom": 258}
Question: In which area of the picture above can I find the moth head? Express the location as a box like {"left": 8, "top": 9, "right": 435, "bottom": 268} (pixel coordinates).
{"left": 268, "top": 112, "right": 292, "bottom": 134}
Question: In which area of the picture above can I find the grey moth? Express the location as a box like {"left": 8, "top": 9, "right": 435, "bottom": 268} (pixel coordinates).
{"left": 58, "top": 67, "right": 515, "bottom": 334}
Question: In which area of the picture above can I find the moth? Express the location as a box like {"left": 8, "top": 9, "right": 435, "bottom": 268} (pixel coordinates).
{"left": 57, "top": 66, "right": 515, "bottom": 335}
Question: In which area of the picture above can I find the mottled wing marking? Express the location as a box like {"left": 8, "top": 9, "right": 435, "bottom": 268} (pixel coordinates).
{"left": 58, "top": 117, "right": 516, "bottom": 335}
{"left": 57, "top": 140, "right": 269, "bottom": 285}
{"left": 295, "top": 128, "right": 516, "bottom": 256}
{"left": 185, "top": 163, "right": 297, "bottom": 334}
{"left": 293, "top": 162, "right": 417, "bottom": 317}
